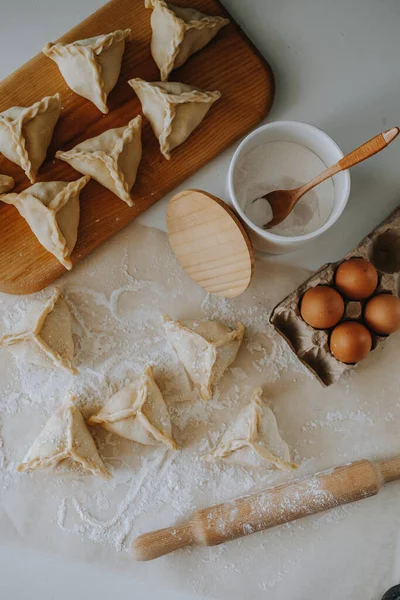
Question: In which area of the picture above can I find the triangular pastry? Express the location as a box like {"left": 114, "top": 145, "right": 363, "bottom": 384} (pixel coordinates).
{"left": 89, "top": 366, "right": 177, "bottom": 450}
{"left": 129, "top": 78, "right": 220, "bottom": 159}
{"left": 0, "top": 288, "right": 77, "bottom": 374}
{"left": 0, "top": 176, "right": 89, "bottom": 269}
{"left": 0, "top": 174, "right": 14, "bottom": 194}
{"left": 43, "top": 30, "right": 132, "bottom": 113}
{"left": 18, "top": 395, "right": 110, "bottom": 479}
{"left": 0, "top": 94, "right": 61, "bottom": 183}
{"left": 56, "top": 116, "right": 142, "bottom": 206}
{"left": 205, "top": 387, "right": 296, "bottom": 471}
{"left": 163, "top": 315, "right": 245, "bottom": 400}
{"left": 145, "top": 0, "right": 229, "bottom": 81}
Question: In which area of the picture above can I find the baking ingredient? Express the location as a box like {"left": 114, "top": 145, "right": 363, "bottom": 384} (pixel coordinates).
{"left": 0, "top": 174, "right": 14, "bottom": 194}
{"left": 42, "top": 30, "right": 132, "bottom": 113}
{"left": 335, "top": 258, "right": 378, "bottom": 300}
{"left": 56, "top": 116, "right": 142, "bottom": 207}
{"left": 0, "top": 177, "right": 90, "bottom": 270}
{"left": 0, "top": 94, "right": 61, "bottom": 183}
{"left": 129, "top": 78, "right": 221, "bottom": 160}
{"left": 18, "top": 395, "right": 111, "bottom": 480}
{"left": 234, "top": 141, "right": 335, "bottom": 237}
{"left": 300, "top": 286, "right": 344, "bottom": 329}
{"left": 163, "top": 315, "right": 245, "bottom": 400}
{"left": 0, "top": 287, "right": 77, "bottom": 374}
{"left": 204, "top": 387, "right": 296, "bottom": 471}
{"left": 145, "top": 0, "right": 229, "bottom": 81}
{"left": 364, "top": 294, "right": 400, "bottom": 335}
{"left": 88, "top": 366, "right": 177, "bottom": 450}
{"left": 330, "top": 321, "right": 372, "bottom": 363}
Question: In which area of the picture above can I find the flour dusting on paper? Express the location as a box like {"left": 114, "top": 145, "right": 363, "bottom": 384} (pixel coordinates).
{"left": 0, "top": 224, "right": 399, "bottom": 599}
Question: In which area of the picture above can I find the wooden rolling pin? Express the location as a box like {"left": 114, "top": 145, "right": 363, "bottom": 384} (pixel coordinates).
{"left": 132, "top": 456, "right": 400, "bottom": 561}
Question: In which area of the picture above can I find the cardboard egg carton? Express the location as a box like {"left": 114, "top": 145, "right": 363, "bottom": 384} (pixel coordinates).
{"left": 270, "top": 206, "right": 400, "bottom": 386}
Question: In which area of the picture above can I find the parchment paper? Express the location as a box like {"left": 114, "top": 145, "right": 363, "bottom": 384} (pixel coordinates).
{"left": 0, "top": 223, "right": 399, "bottom": 600}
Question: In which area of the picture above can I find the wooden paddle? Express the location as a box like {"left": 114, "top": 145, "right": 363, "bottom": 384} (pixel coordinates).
{"left": 132, "top": 456, "right": 400, "bottom": 561}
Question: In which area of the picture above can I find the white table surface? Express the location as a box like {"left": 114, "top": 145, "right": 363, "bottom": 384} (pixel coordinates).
{"left": 1, "top": 1, "right": 400, "bottom": 598}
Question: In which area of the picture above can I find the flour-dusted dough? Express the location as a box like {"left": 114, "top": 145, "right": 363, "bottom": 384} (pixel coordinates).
{"left": 0, "top": 288, "right": 77, "bottom": 374}
{"left": 129, "top": 78, "right": 220, "bottom": 159}
{"left": 0, "top": 175, "right": 14, "bottom": 194}
{"left": 56, "top": 116, "right": 142, "bottom": 207}
{"left": 0, "top": 94, "right": 61, "bottom": 183}
{"left": 0, "top": 176, "right": 89, "bottom": 269}
{"left": 18, "top": 395, "right": 110, "bottom": 479}
{"left": 164, "top": 315, "right": 245, "bottom": 400}
{"left": 205, "top": 387, "right": 296, "bottom": 471}
{"left": 145, "top": 0, "right": 229, "bottom": 81}
{"left": 43, "top": 29, "right": 132, "bottom": 113}
{"left": 89, "top": 366, "right": 177, "bottom": 450}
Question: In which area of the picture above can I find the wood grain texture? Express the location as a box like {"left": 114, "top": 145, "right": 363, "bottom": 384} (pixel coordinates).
{"left": 0, "top": 0, "right": 274, "bottom": 295}
{"left": 132, "top": 456, "right": 400, "bottom": 560}
{"left": 166, "top": 190, "right": 254, "bottom": 297}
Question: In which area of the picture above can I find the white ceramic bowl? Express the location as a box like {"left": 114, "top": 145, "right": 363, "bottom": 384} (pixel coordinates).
{"left": 227, "top": 121, "right": 351, "bottom": 254}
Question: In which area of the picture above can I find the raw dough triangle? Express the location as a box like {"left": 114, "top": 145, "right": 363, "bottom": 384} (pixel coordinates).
{"left": 205, "top": 387, "right": 296, "bottom": 471}
{"left": 89, "top": 366, "right": 177, "bottom": 450}
{"left": 145, "top": 0, "right": 229, "bottom": 80}
{"left": 0, "top": 174, "right": 14, "bottom": 194}
{"left": 0, "top": 176, "right": 89, "bottom": 269}
{"left": 129, "top": 78, "right": 220, "bottom": 159}
{"left": 18, "top": 395, "right": 111, "bottom": 479}
{"left": 163, "top": 315, "right": 245, "bottom": 400}
{"left": 43, "top": 30, "right": 132, "bottom": 113}
{"left": 0, "top": 94, "right": 61, "bottom": 183}
{"left": 56, "top": 116, "right": 142, "bottom": 206}
{"left": 0, "top": 287, "right": 77, "bottom": 374}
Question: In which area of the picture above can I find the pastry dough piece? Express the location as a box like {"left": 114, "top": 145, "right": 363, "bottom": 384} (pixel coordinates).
{"left": 56, "top": 116, "right": 142, "bottom": 206}
{"left": 0, "top": 94, "right": 61, "bottom": 183}
{"left": 205, "top": 387, "right": 296, "bottom": 471}
{"left": 0, "top": 287, "right": 77, "bottom": 374}
{"left": 89, "top": 366, "right": 177, "bottom": 450}
{"left": 0, "top": 176, "right": 89, "bottom": 269}
{"left": 18, "top": 395, "right": 110, "bottom": 479}
{"left": 145, "top": 0, "right": 229, "bottom": 80}
{"left": 129, "top": 78, "right": 220, "bottom": 159}
{"left": 164, "top": 315, "right": 245, "bottom": 400}
{"left": 0, "top": 174, "right": 14, "bottom": 194}
{"left": 43, "top": 30, "right": 132, "bottom": 113}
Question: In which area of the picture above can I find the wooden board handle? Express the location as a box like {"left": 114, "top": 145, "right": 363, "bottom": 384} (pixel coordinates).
{"left": 132, "top": 457, "right": 400, "bottom": 561}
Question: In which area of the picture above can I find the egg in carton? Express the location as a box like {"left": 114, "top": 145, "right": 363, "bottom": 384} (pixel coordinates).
{"left": 270, "top": 205, "right": 400, "bottom": 386}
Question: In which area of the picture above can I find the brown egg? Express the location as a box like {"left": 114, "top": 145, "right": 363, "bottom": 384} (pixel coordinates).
{"left": 330, "top": 321, "right": 372, "bottom": 363}
{"left": 364, "top": 294, "right": 400, "bottom": 335}
{"left": 300, "top": 286, "right": 344, "bottom": 329}
{"left": 335, "top": 258, "right": 378, "bottom": 300}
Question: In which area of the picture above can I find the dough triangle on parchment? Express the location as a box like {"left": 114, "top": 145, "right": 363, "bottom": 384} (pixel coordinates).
{"left": 205, "top": 387, "right": 297, "bottom": 471}
{"left": 18, "top": 395, "right": 111, "bottom": 480}
{"left": 0, "top": 288, "right": 77, "bottom": 374}
{"left": 129, "top": 78, "right": 220, "bottom": 159}
{"left": 89, "top": 366, "right": 177, "bottom": 450}
{"left": 56, "top": 116, "right": 142, "bottom": 206}
{"left": 145, "top": 0, "right": 229, "bottom": 81}
{"left": 163, "top": 315, "right": 245, "bottom": 400}
{"left": 0, "top": 94, "right": 61, "bottom": 183}
{"left": 0, "top": 176, "right": 89, "bottom": 269}
{"left": 43, "top": 30, "right": 132, "bottom": 113}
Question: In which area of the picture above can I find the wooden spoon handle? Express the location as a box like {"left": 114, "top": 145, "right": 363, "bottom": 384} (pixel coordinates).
{"left": 297, "top": 127, "right": 399, "bottom": 199}
{"left": 338, "top": 127, "right": 399, "bottom": 170}
{"left": 132, "top": 456, "right": 400, "bottom": 561}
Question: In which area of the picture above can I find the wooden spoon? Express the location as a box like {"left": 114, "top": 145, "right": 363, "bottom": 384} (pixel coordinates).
{"left": 259, "top": 127, "right": 399, "bottom": 229}
{"left": 132, "top": 455, "right": 400, "bottom": 561}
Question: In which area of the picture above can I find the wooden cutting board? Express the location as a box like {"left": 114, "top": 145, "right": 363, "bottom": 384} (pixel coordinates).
{"left": 0, "top": 0, "right": 274, "bottom": 294}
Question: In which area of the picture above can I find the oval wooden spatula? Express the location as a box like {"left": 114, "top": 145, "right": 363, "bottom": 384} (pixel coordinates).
{"left": 132, "top": 456, "right": 400, "bottom": 561}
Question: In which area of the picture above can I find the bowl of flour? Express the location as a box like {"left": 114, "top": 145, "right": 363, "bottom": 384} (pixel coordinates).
{"left": 227, "top": 121, "right": 351, "bottom": 254}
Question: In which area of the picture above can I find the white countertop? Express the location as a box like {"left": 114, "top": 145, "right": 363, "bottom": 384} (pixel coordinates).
{"left": 1, "top": 1, "right": 400, "bottom": 598}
